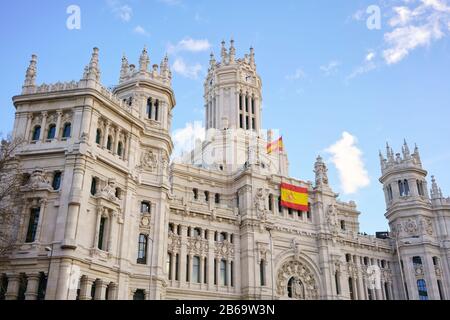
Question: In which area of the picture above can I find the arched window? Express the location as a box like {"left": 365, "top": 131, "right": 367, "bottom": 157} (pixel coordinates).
{"left": 215, "top": 193, "right": 220, "bottom": 204}
{"left": 32, "top": 125, "right": 41, "bottom": 141}
{"left": 117, "top": 141, "right": 123, "bottom": 157}
{"left": 90, "top": 177, "right": 97, "bottom": 196}
{"left": 193, "top": 188, "right": 199, "bottom": 200}
{"left": 398, "top": 180, "right": 405, "bottom": 197}
{"left": 204, "top": 191, "right": 209, "bottom": 202}
{"left": 417, "top": 180, "right": 424, "bottom": 196}
{"left": 52, "top": 171, "right": 62, "bottom": 190}
{"left": 107, "top": 136, "right": 113, "bottom": 151}
{"left": 287, "top": 277, "right": 295, "bottom": 298}
{"left": 193, "top": 227, "right": 201, "bottom": 238}
{"left": 417, "top": 279, "right": 428, "bottom": 300}
{"left": 62, "top": 123, "right": 71, "bottom": 138}
{"left": 133, "top": 289, "right": 146, "bottom": 300}
{"left": 95, "top": 129, "right": 102, "bottom": 144}
{"left": 404, "top": 179, "right": 410, "bottom": 196}
{"left": 340, "top": 220, "right": 346, "bottom": 231}
{"left": 137, "top": 234, "right": 148, "bottom": 264}
{"left": 219, "top": 232, "right": 227, "bottom": 242}
{"left": 47, "top": 124, "right": 56, "bottom": 139}
{"left": 387, "top": 184, "right": 393, "bottom": 201}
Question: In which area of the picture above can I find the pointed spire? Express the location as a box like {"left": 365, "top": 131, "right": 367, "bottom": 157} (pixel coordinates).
{"left": 229, "top": 39, "right": 236, "bottom": 63}
{"left": 119, "top": 53, "right": 129, "bottom": 83}
{"left": 139, "top": 46, "right": 150, "bottom": 72}
{"left": 403, "top": 139, "right": 410, "bottom": 158}
{"left": 431, "top": 175, "right": 441, "bottom": 199}
{"left": 209, "top": 52, "right": 216, "bottom": 69}
{"left": 314, "top": 155, "right": 329, "bottom": 187}
{"left": 160, "top": 54, "right": 171, "bottom": 83}
{"left": 221, "top": 40, "right": 228, "bottom": 64}
{"left": 22, "top": 54, "right": 38, "bottom": 93}
{"left": 386, "top": 142, "right": 394, "bottom": 163}
{"left": 379, "top": 150, "right": 386, "bottom": 168}
{"left": 413, "top": 143, "right": 422, "bottom": 165}
{"left": 83, "top": 47, "right": 101, "bottom": 82}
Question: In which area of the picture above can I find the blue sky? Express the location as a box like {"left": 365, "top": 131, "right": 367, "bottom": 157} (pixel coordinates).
{"left": 1, "top": 0, "right": 449, "bottom": 234}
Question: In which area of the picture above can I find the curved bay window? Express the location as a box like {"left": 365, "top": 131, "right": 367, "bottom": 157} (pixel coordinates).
{"left": 137, "top": 234, "right": 148, "bottom": 264}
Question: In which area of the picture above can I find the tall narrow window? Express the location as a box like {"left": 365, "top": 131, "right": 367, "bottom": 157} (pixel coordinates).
{"left": 246, "top": 116, "right": 249, "bottom": 130}
{"left": 239, "top": 94, "right": 243, "bottom": 110}
{"left": 175, "top": 254, "right": 180, "bottom": 281}
{"left": 90, "top": 177, "right": 97, "bottom": 196}
{"left": 220, "top": 259, "right": 227, "bottom": 286}
{"left": 32, "top": 126, "right": 41, "bottom": 141}
{"left": 167, "top": 252, "right": 172, "bottom": 280}
{"left": 154, "top": 100, "right": 159, "bottom": 121}
{"left": 307, "top": 203, "right": 311, "bottom": 219}
{"left": 260, "top": 260, "right": 266, "bottom": 286}
{"left": 192, "top": 256, "right": 201, "bottom": 283}
{"left": 147, "top": 98, "right": 153, "bottom": 119}
{"left": 215, "top": 193, "right": 220, "bottom": 204}
{"left": 107, "top": 136, "right": 113, "bottom": 151}
{"left": 52, "top": 171, "right": 62, "bottom": 190}
{"left": 387, "top": 184, "right": 393, "bottom": 201}
{"left": 335, "top": 272, "right": 340, "bottom": 295}
{"left": 204, "top": 258, "right": 207, "bottom": 284}
{"left": 287, "top": 277, "right": 294, "bottom": 298}
{"left": 417, "top": 279, "right": 428, "bottom": 300}
{"left": 137, "top": 234, "right": 148, "bottom": 264}
{"left": 404, "top": 179, "right": 410, "bottom": 196}
{"left": 340, "top": 220, "right": 346, "bottom": 231}
{"left": 47, "top": 124, "right": 56, "bottom": 140}
{"left": 98, "top": 217, "right": 107, "bottom": 250}
{"left": 117, "top": 142, "right": 123, "bottom": 157}
{"left": 268, "top": 194, "right": 273, "bottom": 212}
{"left": 214, "top": 258, "right": 218, "bottom": 285}
{"left": 230, "top": 261, "right": 234, "bottom": 287}
{"left": 398, "top": 180, "right": 405, "bottom": 196}
{"left": 17, "top": 274, "right": 27, "bottom": 301}
{"left": 133, "top": 289, "right": 145, "bottom": 300}
{"left": 193, "top": 188, "right": 198, "bottom": 200}
{"left": 37, "top": 272, "right": 46, "bottom": 301}
{"left": 251, "top": 98, "right": 255, "bottom": 114}
{"left": 26, "top": 207, "right": 40, "bottom": 243}
{"left": 278, "top": 197, "right": 283, "bottom": 215}
{"left": 62, "top": 123, "right": 71, "bottom": 138}
{"left": 384, "top": 282, "right": 390, "bottom": 300}
{"left": 0, "top": 275, "right": 8, "bottom": 300}
{"left": 348, "top": 277, "right": 355, "bottom": 300}
{"left": 417, "top": 180, "right": 424, "bottom": 196}
{"left": 141, "top": 201, "right": 150, "bottom": 214}
{"left": 186, "top": 255, "right": 190, "bottom": 282}
{"left": 437, "top": 280, "right": 444, "bottom": 300}
{"left": 204, "top": 191, "right": 209, "bottom": 203}
{"left": 239, "top": 114, "right": 243, "bottom": 129}
{"left": 95, "top": 129, "right": 102, "bottom": 144}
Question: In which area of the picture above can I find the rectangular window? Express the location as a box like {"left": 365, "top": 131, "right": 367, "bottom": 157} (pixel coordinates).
{"left": 335, "top": 272, "right": 340, "bottom": 295}
{"left": 230, "top": 261, "right": 234, "bottom": 287}
{"left": 214, "top": 259, "right": 217, "bottom": 285}
{"left": 348, "top": 278, "right": 355, "bottom": 300}
{"left": 141, "top": 201, "right": 150, "bottom": 214}
{"left": 437, "top": 280, "right": 444, "bottom": 300}
{"left": 260, "top": 260, "right": 266, "bottom": 286}
{"left": 98, "top": 217, "right": 107, "bottom": 250}
{"left": 175, "top": 254, "right": 180, "bottom": 281}
{"left": 204, "top": 258, "right": 207, "bottom": 284}
{"left": 186, "top": 255, "right": 190, "bottom": 282}
{"left": 220, "top": 259, "right": 227, "bottom": 286}
{"left": 90, "top": 177, "right": 97, "bottom": 196}
{"left": 417, "top": 279, "right": 429, "bottom": 300}
{"left": 246, "top": 116, "right": 249, "bottom": 130}
{"left": 26, "top": 208, "right": 40, "bottom": 243}
{"left": 167, "top": 252, "right": 172, "bottom": 280}
{"left": 252, "top": 118, "right": 255, "bottom": 130}
{"left": 192, "top": 256, "right": 201, "bottom": 283}
{"left": 137, "top": 234, "right": 148, "bottom": 264}
{"left": 239, "top": 115, "right": 243, "bottom": 129}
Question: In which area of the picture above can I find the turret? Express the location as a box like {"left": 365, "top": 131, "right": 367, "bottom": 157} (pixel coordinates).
{"left": 82, "top": 47, "right": 101, "bottom": 82}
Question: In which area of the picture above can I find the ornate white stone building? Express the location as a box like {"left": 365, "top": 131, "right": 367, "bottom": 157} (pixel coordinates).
{"left": 0, "top": 41, "right": 449, "bottom": 300}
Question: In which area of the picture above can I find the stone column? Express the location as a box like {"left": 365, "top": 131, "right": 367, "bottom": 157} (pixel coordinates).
{"left": 215, "top": 258, "right": 220, "bottom": 287}
{"left": 423, "top": 254, "right": 440, "bottom": 300}
{"left": 79, "top": 276, "right": 94, "bottom": 300}
{"left": 188, "top": 254, "right": 193, "bottom": 283}
{"left": 170, "top": 252, "right": 177, "bottom": 283}
{"left": 24, "top": 274, "right": 41, "bottom": 300}
{"left": 102, "top": 121, "right": 110, "bottom": 149}
{"left": 94, "top": 280, "right": 108, "bottom": 300}
{"left": 179, "top": 225, "right": 187, "bottom": 285}
{"left": 5, "top": 274, "right": 20, "bottom": 300}
{"left": 34, "top": 199, "right": 47, "bottom": 243}
{"left": 207, "top": 231, "right": 215, "bottom": 290}
{"left": 107, "top": 283, "right": 117, "bottom": 300}
{"left": 114, "top": 127, "right": 120, "bottom": 155}
{"left": 55, "top": 259, "right": 72, "bottom": 300}
{"left": 40, "top": 111, "right": 48, "bottom": 141}
{"left": 25, "top": 113, "right": 33, "bottom": 141}
{"left": 55, "top": 111, "right": 63, "bottom": 140}
{"left": 107, "top": 211, "right": 116, "bottom": 253}
{"left": 93, "top": 207, "right": 102, "bottom": 249}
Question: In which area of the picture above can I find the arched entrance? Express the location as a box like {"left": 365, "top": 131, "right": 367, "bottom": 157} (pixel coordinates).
{"left": 276, "top": 260, "right": 319, "bottom": 300}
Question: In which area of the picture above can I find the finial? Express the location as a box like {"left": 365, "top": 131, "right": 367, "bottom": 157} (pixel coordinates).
{"left": 139, "top": 45, "right": 150, "bottom": 72}
{"left": 83, "top": 47, "right": 101, "bottom": 82}
{"left": 229, "top": 39, "right": 236, "bottom": 63}
{"left": 221, "top": 40, "right": 228, "bottom": 64}
{"left": 249, "top": 46, "right": 255, "bottom": 66}
{"left": 22, "top": 54, "right": 38, "bottom": 93}
{"left": 119, "top": 53, "right": 130, "bottom": 83}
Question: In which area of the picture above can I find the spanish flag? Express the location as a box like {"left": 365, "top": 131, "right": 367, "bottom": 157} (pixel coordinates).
{"left": 280, "top": 183, "right": 309, "bottom": 211}
{"left": 267, "top": 137, "right": 284, "bottom": 154}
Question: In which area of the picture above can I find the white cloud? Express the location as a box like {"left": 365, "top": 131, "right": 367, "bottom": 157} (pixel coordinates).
{"left": 107, "top": 0, "right": 132, "bottom": 22}
{"left": 351, "top": 9, "right": 366, "bottom": 21}
{"left": 325, "top": 132, "right": 370, "bottom": 194}
{"left": 172, "top": 121, "right": 205, "bottom": 160}
{"left": 168, "top": 37, "right": 211, "bottom": 54}
{"left": 365, "top": 51, "right": 376, "bottom": 62}
{"left": 382, "top": 0, "right": 450, "bottom": 64}
{"left": 346, "top": 51, "right": 377, "bottom": 81}
{"left": 133, "top": 25, "right": 150, "bottom": 36}
{"left": 320, "top": 61, "right": 341, "bottom": 76}
{"left": 172, "top": 58, "right": 202, "bottom": 79}
{"left": 286, "top": 68, "right": 306, "bottom": 80}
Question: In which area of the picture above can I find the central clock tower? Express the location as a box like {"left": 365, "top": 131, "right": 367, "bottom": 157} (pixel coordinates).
{"left": 204, "top": 40, "right": 262, "bottom": 132}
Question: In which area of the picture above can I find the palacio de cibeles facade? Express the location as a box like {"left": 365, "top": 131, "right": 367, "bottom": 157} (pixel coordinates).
{"left": 0, "top": 41, "right": 449, "bottom": 301}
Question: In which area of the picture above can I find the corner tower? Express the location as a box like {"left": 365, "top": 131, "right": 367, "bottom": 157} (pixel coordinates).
{"left": 204, "top": 40, "right": 262, "bottom": 131}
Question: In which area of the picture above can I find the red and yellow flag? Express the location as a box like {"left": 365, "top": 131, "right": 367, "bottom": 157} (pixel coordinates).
{"left": 267, "top": 137, "right": 284, "bottom": 154}
{"left": 280, "top": 183, "right": 309, "bottom": 211}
